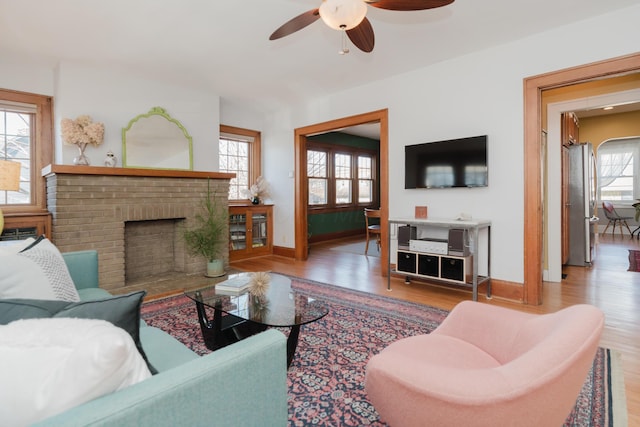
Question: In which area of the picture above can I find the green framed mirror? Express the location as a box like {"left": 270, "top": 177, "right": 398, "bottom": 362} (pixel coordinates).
{"left": 122, "top": 107, "right": 193, "bottom": 170}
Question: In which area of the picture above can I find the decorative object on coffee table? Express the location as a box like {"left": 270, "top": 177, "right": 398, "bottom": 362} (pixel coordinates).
{"left": 60, "top": 115, "right": 104, "bottom": 166}
{"left": 249, "top": 272, "right": 271, "bottom": 297}
{"left": 183, "top": 179, "right": 227, "bottom": 278}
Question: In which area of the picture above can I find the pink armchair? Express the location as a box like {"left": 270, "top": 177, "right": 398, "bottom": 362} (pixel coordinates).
{"left": 364, "top": 301, "right": 604, "bottom": 427}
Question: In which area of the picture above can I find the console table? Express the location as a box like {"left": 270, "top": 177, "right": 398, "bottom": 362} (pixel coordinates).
{"left": 387, "top": 217, "right": 491, "bottom": 301}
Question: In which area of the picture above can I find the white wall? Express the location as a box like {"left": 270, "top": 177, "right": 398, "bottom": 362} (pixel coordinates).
{"left": 243, "top": 4, "right": 640, "bottom": 284}
{"left": 0, "top": 59, "right": 220, "bottom": 172}
{"left": 0, "top": 55, "right": 55, "bottom": 96}
{"left": 2, "top": 4, "right": 639, "bottom": 285}
{"left": 54, "top": 61, "right": 220, "bottom": 170}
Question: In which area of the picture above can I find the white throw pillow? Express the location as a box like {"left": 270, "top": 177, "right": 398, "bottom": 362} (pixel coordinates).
{"left": 0, "top": 237, "right": 80, "bottom": 301}
{"left": 0, "top": 317, "right": 152, "bottom": 426}
{"left": 0, "top": 237, "right": 35, "bottom": 256}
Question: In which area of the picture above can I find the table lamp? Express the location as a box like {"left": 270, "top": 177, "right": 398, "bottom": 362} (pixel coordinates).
{"left": 0, "top": 159, "right": 21, "bottom": 231}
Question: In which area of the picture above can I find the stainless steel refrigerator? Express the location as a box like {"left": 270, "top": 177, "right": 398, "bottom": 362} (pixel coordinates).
{"left": 567, "top": 143, "right": 598, "bottom": 266}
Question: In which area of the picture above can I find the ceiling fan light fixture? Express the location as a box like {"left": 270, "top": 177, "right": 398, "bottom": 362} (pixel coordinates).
{"left": 319, "top": 0, "right": 367, "bottom": 31}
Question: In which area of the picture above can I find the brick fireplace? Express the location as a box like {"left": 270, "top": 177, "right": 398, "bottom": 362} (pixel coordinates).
{"left": 43, "top": 165, "right": 233, "bottom": 293}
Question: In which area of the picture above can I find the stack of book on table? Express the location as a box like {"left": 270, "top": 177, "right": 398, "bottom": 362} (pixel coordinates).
{"left": 215, "top": 275, "right": 251, "bottom": 295}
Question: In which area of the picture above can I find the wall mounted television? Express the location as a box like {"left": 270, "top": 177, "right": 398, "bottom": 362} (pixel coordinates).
{"left": 405, "top": 135, "right": 488, "bottom": 189}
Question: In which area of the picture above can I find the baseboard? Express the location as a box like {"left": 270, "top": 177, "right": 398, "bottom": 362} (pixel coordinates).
{"left": 273, "top": 245, "right": 295, "bottom": 258}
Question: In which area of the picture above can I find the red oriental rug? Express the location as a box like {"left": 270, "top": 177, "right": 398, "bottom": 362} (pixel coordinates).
{"left": 141, "top": 275, "right": 627, "bottom": 427}
{"left": 628, "top": 249, "right": 640, "bottom": 272}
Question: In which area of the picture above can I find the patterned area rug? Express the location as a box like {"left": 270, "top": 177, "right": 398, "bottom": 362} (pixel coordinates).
{"left": 628, "top": 249, "right": 640, "bottom": 272}
{"left": 140, "top": 276, "right": 626, "bottom": 426}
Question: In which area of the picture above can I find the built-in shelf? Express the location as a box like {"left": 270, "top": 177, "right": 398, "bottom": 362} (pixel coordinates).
{"left": 229, "top": 204, "right": 273, "bottom": 261}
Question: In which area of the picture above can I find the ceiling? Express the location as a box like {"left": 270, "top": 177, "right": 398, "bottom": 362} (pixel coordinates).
{"left": 1, "top": 0, "right": 639, "bottom": 118}
{"left": 574, "top": 101, "right": 640, "bottom": 119}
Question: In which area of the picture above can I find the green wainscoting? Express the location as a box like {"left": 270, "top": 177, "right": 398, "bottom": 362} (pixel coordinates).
{"left": 308, "top": 210, "right": 366, "bottom": 242}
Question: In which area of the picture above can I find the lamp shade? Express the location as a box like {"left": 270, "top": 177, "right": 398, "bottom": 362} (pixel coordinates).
{"left": 319, "top": 0, "right": 367, "bottom": 31}
{"left": 0, "top": 160, "right": 21, "bottom": 191}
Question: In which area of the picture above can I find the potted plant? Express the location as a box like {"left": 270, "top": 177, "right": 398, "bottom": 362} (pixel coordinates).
{"left": 183, "top": 181, "right": 228, "bottom": 277}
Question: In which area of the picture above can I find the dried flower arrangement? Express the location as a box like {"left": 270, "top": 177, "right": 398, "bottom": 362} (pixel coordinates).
{"left": 61, "top": 115, "right": 105, "bottom": 147}
{"left": 248, "top": 272, "right": 271, "bottom": 297}
{"left": 242, "top": 176, "right": 270, "bottom": 203}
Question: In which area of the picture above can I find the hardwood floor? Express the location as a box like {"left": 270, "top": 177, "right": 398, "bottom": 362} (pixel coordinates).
{"left": 140, "top": 233, "right": 639, "bottom": 424}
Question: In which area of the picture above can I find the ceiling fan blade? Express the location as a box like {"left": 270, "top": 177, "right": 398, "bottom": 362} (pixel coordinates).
{"left": 365, "top": 0, "right": 454, "bottom": 11}
{"left": 269, "top": 9, "right": 320, "bottom": 40}
{"left": 346, "top": 17, "right": 375, "bottom": 53}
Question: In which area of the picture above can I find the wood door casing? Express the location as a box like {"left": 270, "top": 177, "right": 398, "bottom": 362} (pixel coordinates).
{"left": 294, "top": 109, "right": 389, "bottom": 276}
{"left": 561, "top": 145, "right": 569, "bottom": 265}
{"left": 524, "top": 52, "right": 640, "bottom": 305}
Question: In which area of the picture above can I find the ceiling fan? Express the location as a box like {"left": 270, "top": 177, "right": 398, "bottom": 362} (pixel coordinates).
{"left": 269, "top": 0, "right": 455, "bottom": 54}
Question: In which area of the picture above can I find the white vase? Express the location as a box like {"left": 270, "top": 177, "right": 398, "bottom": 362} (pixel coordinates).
{"left": 206, "top": 259, "right": 225, "bottom": 277}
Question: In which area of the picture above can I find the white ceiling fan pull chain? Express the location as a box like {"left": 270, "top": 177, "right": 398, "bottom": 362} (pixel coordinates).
{"left": 339, "top": 29, "right": 350, "bottom": 55}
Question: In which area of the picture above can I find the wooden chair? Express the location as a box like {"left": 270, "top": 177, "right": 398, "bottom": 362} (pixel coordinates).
{"left": 364, "top": 208, "right": 381, "bottom": 254}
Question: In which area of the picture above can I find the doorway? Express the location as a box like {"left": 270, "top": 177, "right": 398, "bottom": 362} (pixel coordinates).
{"left": 547, "top": 90, "right": 640, "bottom": 282}
{"left": 293, "top": 109, "right": 389, "bottom": 276}
{"left": 524, "top": 52, "right": 640, "bottom": 304}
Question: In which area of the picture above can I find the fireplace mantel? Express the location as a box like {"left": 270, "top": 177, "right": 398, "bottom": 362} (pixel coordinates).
{"left": 42, "top": 164, "right": 234, "bottom": 180}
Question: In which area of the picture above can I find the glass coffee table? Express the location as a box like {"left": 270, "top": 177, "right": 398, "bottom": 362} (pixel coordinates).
{"left": 184, "top": 272, "right": 329, "bottom": 367}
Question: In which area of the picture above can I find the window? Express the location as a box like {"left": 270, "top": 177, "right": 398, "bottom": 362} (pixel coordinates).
{"left": 426, "top": 165, "right": 454, "bottom": 188}
{"left": 219, "top": 125, "right": 261, "bottom": 200}
{"left": 307, "top": 150, "right": 328, "bottom": 205}
{"left": 1, "top": 107, "right": 32, "bottom": 205}
{"left": 334, "top": 153, "right": 352, "bottom": 204}
{"left": 0, "top": 89, "right": 52, "bottom": 213}
{"left": 307, "top": 143, "right": 378, "bottom": 209}
{"left": 598, "top": 138, "right": 640, "bottom": 201}
{"left": 464, "top": 165, "right": 487, "bottom": 187}
{"left": 358, "top": 155, "right": 373, "bottom": 203}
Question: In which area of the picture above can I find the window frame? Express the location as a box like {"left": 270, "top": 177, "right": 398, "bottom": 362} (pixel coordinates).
{"left": 307, "top": 142, "right": 378, "bottom": 213}
{"left": 307, "top": 148, "right": 329, "bottom": 206}
{"left": 597, "top": 137, "right": 640, "bottom": 202}
{"left": 0, "top": 88, "right": 52, "bottom": 215}
{"left": 219, "top": 124, "right": 261, "bottom": 202}
{"left": 357, "top": 154, "right": 375, "bottom": 204}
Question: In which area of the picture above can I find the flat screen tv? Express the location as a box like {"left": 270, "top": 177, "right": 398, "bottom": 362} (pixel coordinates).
{"left": 405, "top": 135, "right": 488, "bottom": 189}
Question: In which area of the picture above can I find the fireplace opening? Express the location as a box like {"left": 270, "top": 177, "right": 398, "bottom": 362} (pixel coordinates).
{"left": 124, "top": 219, "right": 186, "bottom": 285}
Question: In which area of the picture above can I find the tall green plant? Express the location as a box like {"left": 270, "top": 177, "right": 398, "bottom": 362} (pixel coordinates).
{"left": 183, "top": 180, "right": 227, "bottom": 262}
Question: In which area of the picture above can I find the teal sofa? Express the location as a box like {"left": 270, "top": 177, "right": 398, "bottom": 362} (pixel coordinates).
{"left": 35, "top": 250, "right": 288, "bottom": 427}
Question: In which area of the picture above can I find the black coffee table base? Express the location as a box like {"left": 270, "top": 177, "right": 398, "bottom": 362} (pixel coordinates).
{"left": 194, "top": 300, "right": 301, "bottom": 367}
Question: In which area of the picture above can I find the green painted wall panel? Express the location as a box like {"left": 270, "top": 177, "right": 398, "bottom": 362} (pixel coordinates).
{"left": 308, "top": 210, "right": 365, "bottom": 238}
